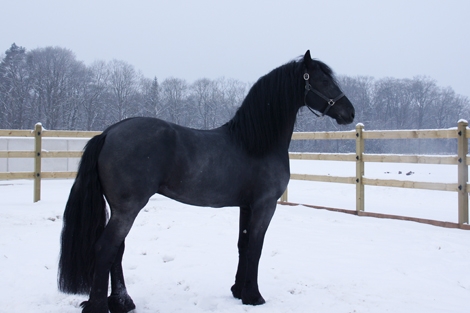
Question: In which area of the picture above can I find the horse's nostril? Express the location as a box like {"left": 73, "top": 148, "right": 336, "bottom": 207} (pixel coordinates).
{"left": 351, "top": 113, "right": 355, "bottom": 120}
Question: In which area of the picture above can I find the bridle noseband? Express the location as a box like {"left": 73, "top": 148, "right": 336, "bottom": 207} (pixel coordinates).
{"left": 303, "top": 72, "right": 344, "bottom": 117}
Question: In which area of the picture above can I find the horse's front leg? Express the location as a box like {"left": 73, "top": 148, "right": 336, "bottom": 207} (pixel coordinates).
{"left": 232, "top": 200, "right": 277, "bottom": 305}
{"left": 231, "top": 205, "right": 251, "bottom": 299}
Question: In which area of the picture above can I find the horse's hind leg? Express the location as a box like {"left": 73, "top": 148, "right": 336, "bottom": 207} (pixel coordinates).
{"left": 81, "top": 208, "right": 140, "bottom": 313}
{"left": 108, "top": 241, "right": 136, "bottom": 313}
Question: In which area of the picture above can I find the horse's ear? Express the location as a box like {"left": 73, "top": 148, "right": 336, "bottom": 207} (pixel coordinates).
{"left": 303, "top": 50, "right": 312, "bottom": 67}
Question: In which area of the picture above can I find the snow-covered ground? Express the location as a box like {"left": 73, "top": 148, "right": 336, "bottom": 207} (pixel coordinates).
{"left": 1, "top": 161, "right": 469, "bottom": 312}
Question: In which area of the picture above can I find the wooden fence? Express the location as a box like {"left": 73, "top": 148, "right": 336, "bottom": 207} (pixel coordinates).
{"left": 0, "top": 122, "right": 469, "bottom": 227}
{"left": 0, "top": 123, "right": 101, "bottom": 202}
{"left": 282, "top": 120, "right": 469, "bottom": 227}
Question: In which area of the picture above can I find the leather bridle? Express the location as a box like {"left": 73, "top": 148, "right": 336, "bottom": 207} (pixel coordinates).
{"left": 303, "top": 72, "right": 345, "bottom": 117}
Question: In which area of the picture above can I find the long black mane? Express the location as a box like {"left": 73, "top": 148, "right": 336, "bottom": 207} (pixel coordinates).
{"left": 226, "top": 60, "right": 304, "bottom": 155}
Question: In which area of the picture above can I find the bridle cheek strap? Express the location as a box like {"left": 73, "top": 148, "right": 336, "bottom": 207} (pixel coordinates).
{"left": 303, "top": 73, "right": 344, "bottom": 117}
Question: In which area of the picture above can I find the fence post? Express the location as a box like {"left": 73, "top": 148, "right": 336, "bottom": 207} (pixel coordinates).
{"left": 355, "top": 123, "right": 365, "bottom": 212}
{"left": 34, "top": 123, "right": 42, "bottom": 202}
{"left": 280, "top": 188, "right": 288, "bottom": 202}
{"left": 457, "top": 120, "right": 468, "bottom": 225}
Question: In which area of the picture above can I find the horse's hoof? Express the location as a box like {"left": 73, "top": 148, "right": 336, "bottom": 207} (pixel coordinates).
{"left": 108, "top": 294, "right": 136, "bottom": 313}
{"left": 80, "top": 300, "right": 108, "bottom": 313}
{"left": 241, "top": 290, "right": 266, "bottom": 305}
{"left": 231, "top": 284, "right": 242, "bottom": 299}
{"left": 242, "top": 295, "right": 266, "bottom": 306}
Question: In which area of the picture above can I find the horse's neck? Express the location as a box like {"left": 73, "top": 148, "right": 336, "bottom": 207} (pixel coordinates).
{"left": 225, "top": 63, "right": 303, "bottom": 155}
{"left": 279, "top": 108, "right": 300, "bottom": 151}
{"left": 225, "top": 100, "right": 300, "bottom": 155}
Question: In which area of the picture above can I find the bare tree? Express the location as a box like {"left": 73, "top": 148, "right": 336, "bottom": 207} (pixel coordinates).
{"left": 27, "top": 46, "right": 85, "bottom": 129}
{"left": 191, "top": 78, "right": 223, "bottom": 129}
{"left": 409, "top": 76, "right": 439, "bottom": 129}
{"left": 338, "top": 76, "right": 374, "bottom": 126}
{"left": 431, "top": 87, "right": 468, "bottom": 129}
{"left": 373, "top": 78, "right": 415, "bottom": 130}
{"left": 105, "top": 59, "right": 140, "bottom": 124}
{"left": 78, "top": 60, "right": 109, "bottom": 130}
{"left": 62, "top": 62, "right": 89, "bottom": 129}
{"left": 216, "top": 78, "right": 248, "bottom": 123}
{"left": 160, "top": 77, "right": 188, "bottom": 125}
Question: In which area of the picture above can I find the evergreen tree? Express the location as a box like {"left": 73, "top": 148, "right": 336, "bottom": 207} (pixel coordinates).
{"left": 0, "top": 43, "right": 30, "bottom": 128}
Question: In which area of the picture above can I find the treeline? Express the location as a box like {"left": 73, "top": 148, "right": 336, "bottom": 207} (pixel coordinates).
{"left": 1, "top": 43, "right": 469, "bottom": 153}
{"left": 0, "top": 44, "right": 249, "bottom": 131}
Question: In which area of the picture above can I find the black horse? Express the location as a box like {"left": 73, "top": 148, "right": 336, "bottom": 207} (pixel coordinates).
{"left": 58, "top": 50, "right": 355, "bottom": 313}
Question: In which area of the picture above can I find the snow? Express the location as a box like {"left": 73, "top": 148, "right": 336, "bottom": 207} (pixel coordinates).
{"left": 1, "top": 161, "right": 469, "bottom": 312}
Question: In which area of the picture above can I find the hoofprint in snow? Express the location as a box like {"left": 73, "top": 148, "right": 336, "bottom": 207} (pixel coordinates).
{"left": 0, "top": 161, "right": 469, "bottom": 313}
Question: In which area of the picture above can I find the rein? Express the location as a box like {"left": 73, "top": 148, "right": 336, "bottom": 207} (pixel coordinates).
{"left": 303, "top": 72, "right": 344, "bottom": 117}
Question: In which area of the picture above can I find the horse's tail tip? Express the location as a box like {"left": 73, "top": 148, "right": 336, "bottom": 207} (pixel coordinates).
{"left": 57, "top": 278, "right": 90, "bottom": 295}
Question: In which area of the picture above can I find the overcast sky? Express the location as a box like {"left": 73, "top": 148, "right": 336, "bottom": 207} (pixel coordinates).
{"left": 1, "top": 0, "right": 469, "bottom": 97}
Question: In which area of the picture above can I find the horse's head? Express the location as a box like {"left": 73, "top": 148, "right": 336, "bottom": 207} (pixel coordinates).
{"left": 302, "top": 50, "right": 355, "bottom": 125}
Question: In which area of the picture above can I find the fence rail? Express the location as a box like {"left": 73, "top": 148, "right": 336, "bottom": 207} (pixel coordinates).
{"left": 1, "top": 122, "right": 469, "bottom": 226}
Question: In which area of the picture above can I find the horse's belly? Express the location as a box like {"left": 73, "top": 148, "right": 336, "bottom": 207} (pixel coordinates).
{"left": 157, "top": 182, "right": 241, "bottom": 208}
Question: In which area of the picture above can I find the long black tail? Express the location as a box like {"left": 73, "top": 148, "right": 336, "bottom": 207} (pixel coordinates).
{"left": 58, "top": 133, "right": 108, "bottom": 294}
